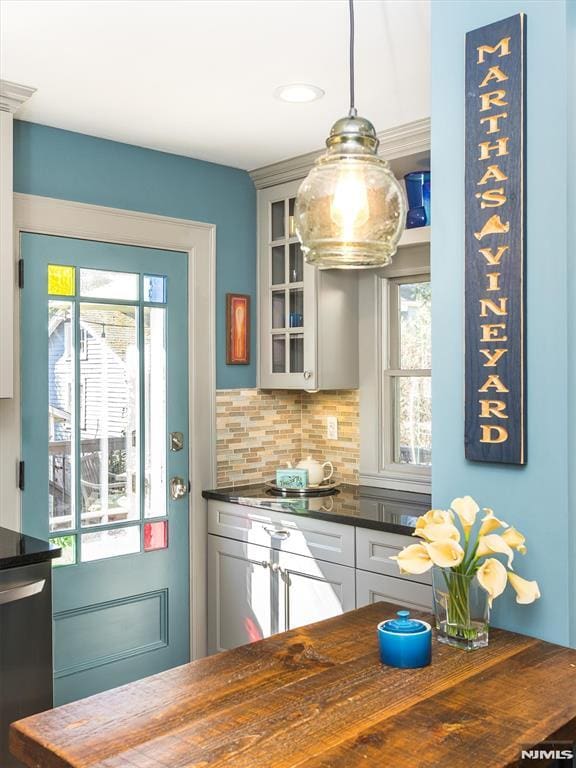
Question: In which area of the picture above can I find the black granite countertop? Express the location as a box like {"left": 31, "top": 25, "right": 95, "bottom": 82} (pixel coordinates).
{"left": 0, "top": 526, "right": 61, "bottom": 570}
{"left": 202, "top": 483, "right": 431, "bottom": 535}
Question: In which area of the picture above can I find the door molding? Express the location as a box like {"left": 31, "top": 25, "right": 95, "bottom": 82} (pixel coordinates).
{"left": 4, "top": 193, "right": 216, "bottom": 660}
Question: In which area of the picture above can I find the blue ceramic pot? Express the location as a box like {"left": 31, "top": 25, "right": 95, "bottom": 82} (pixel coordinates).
{"left": 377, "top": 610, "right": 432, "bottom": 669}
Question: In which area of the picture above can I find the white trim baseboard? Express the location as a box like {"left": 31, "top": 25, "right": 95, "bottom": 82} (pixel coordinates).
{"left": 2, "top": 193, "right": 215, "bottom": 660}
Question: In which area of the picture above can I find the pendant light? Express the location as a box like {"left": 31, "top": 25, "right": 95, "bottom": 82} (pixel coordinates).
{"left": 295, "top": 0, "right": 406, "bottom": 268}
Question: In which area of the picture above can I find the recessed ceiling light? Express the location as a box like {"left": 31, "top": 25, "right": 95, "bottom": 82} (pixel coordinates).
{"left": 274, "top": 84, "right": 325, "bottom": 103}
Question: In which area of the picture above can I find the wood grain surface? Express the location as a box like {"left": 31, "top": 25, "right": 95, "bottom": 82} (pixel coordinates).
{"left": 10, "top": 603, "right": 576, "bottom": 768}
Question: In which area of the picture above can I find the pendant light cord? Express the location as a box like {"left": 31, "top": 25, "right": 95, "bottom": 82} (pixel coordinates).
{"left": 348, "top": 0, "right": 357, "bottom": 117}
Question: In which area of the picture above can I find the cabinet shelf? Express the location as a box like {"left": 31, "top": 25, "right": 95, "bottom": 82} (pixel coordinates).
{"left": 398, "top": 226, "right": 431, "bottom": 248}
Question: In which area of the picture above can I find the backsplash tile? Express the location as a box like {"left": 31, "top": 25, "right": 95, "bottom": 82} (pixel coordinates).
{"left": 215, "top": 389, "right": 359, "bottom": 487}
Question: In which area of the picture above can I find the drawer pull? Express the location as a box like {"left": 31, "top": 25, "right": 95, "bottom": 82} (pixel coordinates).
{"left": 0, "top": 578, "right": 46, "bottom": 605}
{"left": 264, "top": 527, "right": 290, "bottom": 540}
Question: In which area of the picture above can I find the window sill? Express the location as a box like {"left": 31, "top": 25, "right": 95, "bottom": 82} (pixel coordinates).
{"left": 359, "top": 471, "right": 431, "bottom": 496}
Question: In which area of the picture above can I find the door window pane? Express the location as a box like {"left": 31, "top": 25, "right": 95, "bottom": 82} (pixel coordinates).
{"left": 80, "top": 269, "right": 139, "bottom": 300}
{"left": 290, "top": 334, "right": 304, "bottom": 373}
{"left": 50, "top": 535, "right": 76, "bottom": 567}
{"left": 272, "top": 335, "right": 286, "bottom": 373}
{"left": 144, "top": 521, "right": 168, "bottom": 551}
{"left": 81, "top": 525, "right": 140, "bottom": 562}
{"left": 289, "top": 244, "right": 303, "bottom": 283}
{"left": 144, "top": 308, "right": 167, "bottom": 518}
{"left": 143, "top": 275, "right": 166, "bottom": 303}
{"left": 272, "top": 291, "right": 286, "bottom": 329}
{"left": 392, "top": 376, "right": 432, "bottom": 466}
{"left": 289, "top": 289, "right": 304, "bottom": 328}
{"left": 79, "top": 304, "right": 139, "bottom": 527}
{"left": 48, "top": 301, "right": 75, "bottom": 532}
{"left": 288, "top": 198, "right": 296, "bottom": 237}
{"left": 271, "top": 246, "right": 285, "bottom": 285}
{"left": 48, "top": 265, "right": 75, "bottom": 296}
{"left": 399, "top": 281, "right": 431, "bottom": 369}
{"left": 271, "top": 200, "right": 285, "bottom": 241}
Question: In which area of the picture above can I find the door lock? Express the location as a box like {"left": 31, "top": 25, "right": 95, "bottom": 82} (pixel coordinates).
{"left": 170, "top": 476, "right": 189, "bottom": 500}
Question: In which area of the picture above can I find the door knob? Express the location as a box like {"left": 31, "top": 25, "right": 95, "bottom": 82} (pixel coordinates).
{"left": 170, "top": 477, "right": 188, "bottom": 500}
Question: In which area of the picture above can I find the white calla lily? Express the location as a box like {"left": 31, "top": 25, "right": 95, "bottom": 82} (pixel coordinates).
{"left": 414, "top": 509, "right": 454, "bottom": 534}
{"left": 424, "top": 539, "right": 465, "bottom": 569}
{"left": 451, "top": 496, "right": 479, "bottom": 538}
{"left": 390, "top": 543, "right": 433, "bottom": 575}
{"left": 476, "top": 533, "right": 515, "bottom": 569}
{"left": 478, "top": 508, "right": 509, "bottom": 536}
{"left": 501, "top": 527, "right": 527, "bottom": 555}
{"left": 413, "top": 522, "right": 461, "bottom": 543}
{"left": 477, "top": 558, "right": 507, "bottom": 607}
{"left": 508, "top": 572, "right": 541, "bottom": 604}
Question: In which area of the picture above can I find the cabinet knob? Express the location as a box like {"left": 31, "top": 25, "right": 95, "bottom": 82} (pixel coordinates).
{"left": 303, "top": 370, "right": 313, "bottom": 380}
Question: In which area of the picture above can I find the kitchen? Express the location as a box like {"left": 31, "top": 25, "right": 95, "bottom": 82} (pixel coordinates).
{"left": 0, "top": 1, "right": 575, "bottom": 766}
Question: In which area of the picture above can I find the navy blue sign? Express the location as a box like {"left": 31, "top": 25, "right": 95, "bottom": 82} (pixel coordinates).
{"left": 464, "top": 14, "right": 526, "bottom": 465}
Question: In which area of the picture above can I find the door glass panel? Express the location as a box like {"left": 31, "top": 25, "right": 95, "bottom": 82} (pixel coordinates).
{"left": 272, "top": 335, "right": 286, "bottom": 373}
{"left": 399, "top": 281, "right": 432, "bottom": 369}
{"left": 272, "top": 291, "right": 286, "bottom": 329}
{"left": 271, "top": 200, "right": 285, "bottom": 241}
{"left": 289, "top": 334, "right": 304, "bottom": 373}
{"left": 392, "top": 376, "right": 432, "bottom": 466}
{"left": 48, "top": 265, "right": 75, "bottom": 296}
{"left": 143, "top": 275, "right": 166, "bottom": 303}
{"left": 48, "top": 301, "right": 75, "bottom": 532}
{"left": 144, "top": 521, "right": 168, "bottom": 551}
{"left": 289, "top": 243, "right": 303, "bottom": 283}
{"left": 80, "top": 269, "right": 139, "bottom": 300}
{"left": 289, "top": 289, "right": 304, "bottom": 328}
{"left": 79, "top": 304, "right": 139, "bottom": 527}
{"left": 271, "top": 246, "right": 285, "bottom": 285}
{"left": 50, "top": 535, "right": 77, "bottom": 567}
{"left": 288, "top": 198, "right": 296, "bottom": 238}
{"left": 80, "top": 525, "right": 141, "bottom": 562}
{"left": 144, "top": 308, "right": 167, "bottom": 518}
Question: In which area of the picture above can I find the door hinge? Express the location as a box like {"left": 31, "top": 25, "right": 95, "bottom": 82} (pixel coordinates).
{"left": 18, "top": 259, "right": 24, "bottom": 289}
{"left": 18, "top": 461, "right": 25, "bottom": 491}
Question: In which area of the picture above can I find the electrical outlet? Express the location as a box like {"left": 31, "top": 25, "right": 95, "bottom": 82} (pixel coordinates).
{"left": 326, "top": 416, "right": 338, "bottom": 440}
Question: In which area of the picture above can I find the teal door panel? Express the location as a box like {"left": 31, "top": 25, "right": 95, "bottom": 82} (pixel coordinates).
{"left": 20, "top": 233, "right": 190, "bottom": 705}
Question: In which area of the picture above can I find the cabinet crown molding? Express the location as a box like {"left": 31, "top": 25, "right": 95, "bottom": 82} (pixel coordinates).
{"left": 249, "top": 117, "right": 430, "bottom": 190}
{"left": 0, "top": 80, "right": 36, "bottom": 113}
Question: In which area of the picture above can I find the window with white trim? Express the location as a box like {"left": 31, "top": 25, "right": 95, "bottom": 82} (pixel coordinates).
{"left": 383, "top": 275, "right": 431, "bottom": 473}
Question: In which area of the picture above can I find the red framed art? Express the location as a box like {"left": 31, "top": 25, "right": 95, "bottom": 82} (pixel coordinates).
{"left": 226, "top": 293, "right": 250, "bottom": 365}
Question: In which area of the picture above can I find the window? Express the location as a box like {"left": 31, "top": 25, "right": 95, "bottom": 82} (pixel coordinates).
{"left": 384, "top": 276, "right": 431, "bottom": 476}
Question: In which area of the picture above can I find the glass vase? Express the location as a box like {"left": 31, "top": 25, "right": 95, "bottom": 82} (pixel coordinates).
{"left": 431, "top": 566, "right": 489, "bottom": 650}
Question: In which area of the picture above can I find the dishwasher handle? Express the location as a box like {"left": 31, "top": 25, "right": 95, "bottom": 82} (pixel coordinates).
{"left": 0, "top": 578, "right": 46, "bottom": 606}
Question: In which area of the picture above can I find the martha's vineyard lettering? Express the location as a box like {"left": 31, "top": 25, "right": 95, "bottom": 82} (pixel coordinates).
{"left": 464, "top": 14, "right": 526, "bottom": 465}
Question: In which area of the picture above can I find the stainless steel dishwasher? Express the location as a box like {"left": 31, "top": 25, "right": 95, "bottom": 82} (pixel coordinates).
{"left": 0, "top": 528, "right": 60, "bottom": 767}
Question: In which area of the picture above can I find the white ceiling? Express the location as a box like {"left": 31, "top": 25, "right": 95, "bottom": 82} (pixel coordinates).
{"left": 0, "top": 0, "right": 430, "bottom": 171}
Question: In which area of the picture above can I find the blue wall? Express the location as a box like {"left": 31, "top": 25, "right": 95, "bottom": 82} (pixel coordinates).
{"left": 13, "top": 121, "right": 257, "bottom": 389}
{"left": 432, "top": 1, "right": 575, "bottom": 646}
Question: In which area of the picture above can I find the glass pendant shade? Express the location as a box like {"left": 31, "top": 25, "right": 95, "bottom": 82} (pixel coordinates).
{"left": 295, "top": 115, "right": 406, "bottom": 268}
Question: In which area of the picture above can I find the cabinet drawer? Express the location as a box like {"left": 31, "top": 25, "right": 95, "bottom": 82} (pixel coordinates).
{"left": 207, "top": 500, "right": 355, "bottom": 567}
{"left": 356, "top": 569, "right": 432, "bottom": 612}
{"left": 356, "top": 526, "right": 431, "bottom": 585}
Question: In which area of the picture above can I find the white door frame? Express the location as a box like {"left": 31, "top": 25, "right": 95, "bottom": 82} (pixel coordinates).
{"left": 2, "top": 193, "right": 216, "bottom": 659}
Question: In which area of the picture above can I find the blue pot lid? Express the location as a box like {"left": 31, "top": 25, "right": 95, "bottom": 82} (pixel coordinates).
{"left": 382, "top": 610, "right": 425, "bottom": 634}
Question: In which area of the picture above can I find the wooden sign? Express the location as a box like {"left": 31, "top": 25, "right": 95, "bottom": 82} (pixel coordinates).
{"left": 464, "top": 14, "right": 526, "bottom": 465}
{"left": 226, "top": 293, "right": 250, "bottom": 365}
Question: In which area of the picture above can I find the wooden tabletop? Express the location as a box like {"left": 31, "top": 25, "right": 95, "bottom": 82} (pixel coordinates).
{"left": 10, "top": 603, "right": 576, "bottom": 768}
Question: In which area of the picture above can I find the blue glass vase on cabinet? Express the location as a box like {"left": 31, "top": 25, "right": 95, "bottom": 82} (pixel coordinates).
{"left": 404, "top": 171, "right": 431, "bottom": 229}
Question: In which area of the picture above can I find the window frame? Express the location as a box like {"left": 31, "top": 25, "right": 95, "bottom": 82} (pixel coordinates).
{"left": 382, "top": 274, "right": 431, "bottom": 483}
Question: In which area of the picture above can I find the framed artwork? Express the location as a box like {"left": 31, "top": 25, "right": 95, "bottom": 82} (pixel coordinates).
{"left": 226, "top": 293, "right": 250, "bottom": 365}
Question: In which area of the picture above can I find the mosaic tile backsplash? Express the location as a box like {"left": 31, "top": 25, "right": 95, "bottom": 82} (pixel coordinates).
{"left": 216, "top": 389, "right": 360, "bottom": 487}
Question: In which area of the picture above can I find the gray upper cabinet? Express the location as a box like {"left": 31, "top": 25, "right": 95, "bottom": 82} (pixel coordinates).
{"left": 258, "top": 179, "right": 359, "bottom": 390}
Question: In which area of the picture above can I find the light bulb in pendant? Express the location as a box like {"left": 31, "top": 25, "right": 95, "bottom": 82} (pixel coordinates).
{"left": 330, "top": 164, "right": 370, "bottom": 241}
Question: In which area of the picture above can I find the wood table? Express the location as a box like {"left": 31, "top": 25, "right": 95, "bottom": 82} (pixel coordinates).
{"left": 10, "top": 603, "right": 576, "bottom": 768}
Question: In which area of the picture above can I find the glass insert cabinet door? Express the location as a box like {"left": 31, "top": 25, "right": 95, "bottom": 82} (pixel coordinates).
{"left": 259, "top": 182, "right": 317, "bottom": 389}
{"left": 21, "top": 234, "right": 190, "bottom": 706}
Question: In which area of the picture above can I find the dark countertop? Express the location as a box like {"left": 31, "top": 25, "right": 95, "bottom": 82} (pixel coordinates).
{"left": 0, "top": 526, "right": 61, "bottom": 570}
{"left": 202, "top": 483, "right": 431, "bottom": 535}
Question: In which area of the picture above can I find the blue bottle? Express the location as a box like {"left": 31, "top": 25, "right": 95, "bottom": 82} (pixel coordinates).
{"left": 377, "top": 610, "right": 432, "bottom": 669}
{"left": 404, "top": 171, "right": 431, "bottom": 229}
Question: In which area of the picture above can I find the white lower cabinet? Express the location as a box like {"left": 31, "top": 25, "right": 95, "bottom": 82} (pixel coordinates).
{"left": 356, "top": 568, "right": 432, "bottom": 612}
{"left": 208, "top": 534, "right": 355, "bottom": 654}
